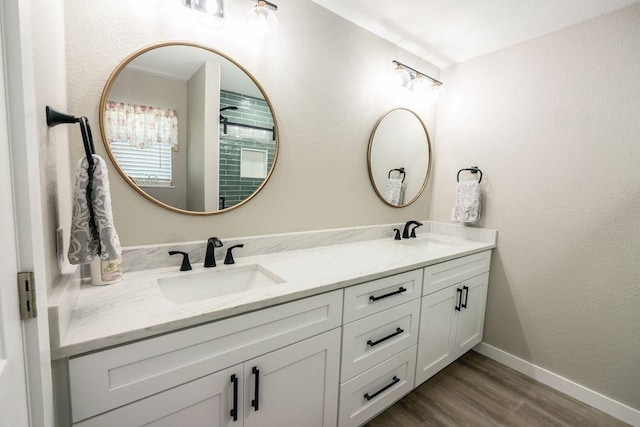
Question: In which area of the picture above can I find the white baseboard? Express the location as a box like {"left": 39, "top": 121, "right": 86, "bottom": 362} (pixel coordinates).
{"left": 474, "top": 342, "right": 640, "bottom": 427}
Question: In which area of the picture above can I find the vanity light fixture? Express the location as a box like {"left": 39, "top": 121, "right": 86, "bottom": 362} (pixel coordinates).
{"left": 392, "top": 60, "right": 443, "bottom": 98}
{"left": 246, "top": 0, "right": 279, "bottom": 39}
{"left": 182, "top": 0, "right": 226, "bottom": 28}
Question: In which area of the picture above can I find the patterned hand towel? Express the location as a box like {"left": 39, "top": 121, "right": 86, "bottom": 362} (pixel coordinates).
{"left": 385, "top": 178, "right": 404, "bottom": 206}
{"left": 68, "top": 155, "right": 122, "bottom": 264}
{"left": 451, "top": 180, "right": 481, "bottom": 223}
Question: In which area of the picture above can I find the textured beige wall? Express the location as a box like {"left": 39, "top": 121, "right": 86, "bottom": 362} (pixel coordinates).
{"left": 31, "top": 0, "right": 72, "bottom": 290}
{"left": 64, "top": 0, "right": 439, "bottom": 246}
{"left": 431, "top": 5, "right": 640, "bottom": 409}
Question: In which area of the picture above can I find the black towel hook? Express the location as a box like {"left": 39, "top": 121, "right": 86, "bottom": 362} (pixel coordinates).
{"left": 388, "top": 167, "right": 406, "bottom": 183}
{"left": 46, "top": 106, "right": 95, "bottom": 167}
{"left": 457, "top": 166, "right": 483, "bottom": 183}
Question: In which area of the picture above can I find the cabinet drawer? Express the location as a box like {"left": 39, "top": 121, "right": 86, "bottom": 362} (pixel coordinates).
{"left": 338, "top": 346, "right": 416, "bottom": 427}
{"left": 341, "top": 299, "right": 420, "bottom": 381}
{"left": 343, "top": 269, "right": 422, "bottom": 323}
{"left": 69, "top": 290, "right": 343, "bottom": 423}
{"left": 423, "top": 250, "right": 491, "bottom": 295}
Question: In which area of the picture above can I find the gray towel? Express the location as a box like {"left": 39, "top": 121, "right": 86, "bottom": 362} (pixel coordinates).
{"left": 451, "top": 180, "right": 481, "bottom": 223}
{"left": 384, "top": 178, "right": 404, "bottom": 206}
{"left": 68, "top": 155, "right": 122, "bottom": 264}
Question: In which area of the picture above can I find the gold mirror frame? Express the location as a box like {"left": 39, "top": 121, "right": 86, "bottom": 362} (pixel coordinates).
{"left": 367, "top": 108, "right": 432, "bottom": 208}
{"left": 99, "top": 41, "right": 279, "bottom": 215}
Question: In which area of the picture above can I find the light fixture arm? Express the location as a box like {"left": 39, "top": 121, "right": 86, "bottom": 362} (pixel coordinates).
{"left": 392, "top": 60, "right": 443, "bottom": 86}
{"left": 253, "top": 0, "right": 277, "bottom": 10}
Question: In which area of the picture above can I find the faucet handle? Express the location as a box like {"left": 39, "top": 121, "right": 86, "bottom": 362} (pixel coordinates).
{"left": 168, "top": 251, "right": 192, "bottom": 271}
{"left": 410, "top": 223, "right": 422, "bottom": 238}
{"left": 224, "top": 244, "right": 244, "bottom": 265}
{"left": 393, "top": 229, "right": 401, "bottom": 240}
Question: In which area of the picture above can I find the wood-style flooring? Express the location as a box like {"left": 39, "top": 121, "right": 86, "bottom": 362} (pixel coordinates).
{"left": 365, "top": 350, "right": 629, "bottom": 427}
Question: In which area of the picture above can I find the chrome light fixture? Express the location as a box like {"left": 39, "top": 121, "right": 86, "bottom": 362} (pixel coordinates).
{"left": 246, "top": 0, "right": 279, "bottom": 40}
{"left": 182, "top": 0, "right": 226, "bottom": 27}
{"left": 392, "top": 60, "right": 443, "bottom": 98}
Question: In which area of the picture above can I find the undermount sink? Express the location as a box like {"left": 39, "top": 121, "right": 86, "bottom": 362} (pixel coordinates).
{"left": 398, "top": 236, "right": 462, "bottom": 249}
{"left": 158, "top": 264, "right": 286, "bottom": 305}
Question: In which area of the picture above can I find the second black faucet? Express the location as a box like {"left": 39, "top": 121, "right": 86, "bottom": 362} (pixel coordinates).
{"left": 402, "top": 220, "right": 423, "bottom": 239}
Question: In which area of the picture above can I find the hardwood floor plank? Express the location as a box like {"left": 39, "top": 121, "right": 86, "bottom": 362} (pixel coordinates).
{"left": 364, "top": 351, "right": 630, "bottom": 427}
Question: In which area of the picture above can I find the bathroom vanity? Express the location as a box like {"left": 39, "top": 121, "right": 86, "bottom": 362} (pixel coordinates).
{"left": 50, "top": 222, "right": 495, "bottom": 426}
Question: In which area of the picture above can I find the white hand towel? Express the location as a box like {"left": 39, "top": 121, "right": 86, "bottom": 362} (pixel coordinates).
{"left": 68, "top": 155, "right": 122, "bottom": 264}
{"left": 451, "top": 180, "right": 481, "bottom": 223}
{"left": 384, "top": 178, "right": 403, "bottom": 206}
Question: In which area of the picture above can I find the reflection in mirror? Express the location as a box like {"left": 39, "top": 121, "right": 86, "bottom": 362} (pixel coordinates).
{"left": 100, "top": 42, "right": 278, "bottom": 215}
{"left": 367, "top": 108, "right": 431, "bottom": 207}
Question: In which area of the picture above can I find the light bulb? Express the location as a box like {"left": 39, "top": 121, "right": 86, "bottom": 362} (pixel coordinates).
{"left": 246, "top": 1, "right": 279, "bottom": 41}
{"left": 429, "top": 83, "right": 445, "bottom": 103}
{"left": 408, "top": 75, "right": 431, "bottom": 94}
{"left": 392, "top": 65, "right": 411, "bottom": 87}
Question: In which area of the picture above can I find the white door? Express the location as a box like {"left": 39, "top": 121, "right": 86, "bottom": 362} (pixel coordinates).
{"left": 454, "top": 273, "right": 489, "bottom": 356}
{"left": 0, "top": 23, "right": 30, "bottom": 424}
{"left": 415, "top": 286, "right": 459, "bottom": 386}
{"left": 244, "top": 328, "right": 341, "bottom": 427}
{"left": 1, "top": 0, "right": 54, "bottom": 424}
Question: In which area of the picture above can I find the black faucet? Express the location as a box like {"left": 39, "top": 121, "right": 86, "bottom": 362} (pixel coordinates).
{"left": 224, "top": 244, "right": 244, "bottom": 265}
{"left": 402, "top": 220, "right": 423, "bottom": 239}
{"left": 168, "top": 251, "right": 192, "bottom": 271}
{"left": 204, "top": 237, "right": 223, "bottom": 268}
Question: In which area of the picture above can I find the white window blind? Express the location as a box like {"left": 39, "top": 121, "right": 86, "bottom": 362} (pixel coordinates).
{"left": 240, "top": 148, "right": 268, "bottom": 178}
{"left": 110, "top": 140, "right": 172, "bottom": 187}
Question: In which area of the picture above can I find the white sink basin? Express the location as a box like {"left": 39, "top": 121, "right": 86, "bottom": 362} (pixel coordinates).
{"left": 158, "top": 264, "right": 286, "bottom": 305}
{"left": 398, "top": 237, "right": 462, "bottom": 249}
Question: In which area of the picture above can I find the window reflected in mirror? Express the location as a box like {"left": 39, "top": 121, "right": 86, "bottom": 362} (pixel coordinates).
{"left": 99, "top": 42, "right": 278, "bottom": 215}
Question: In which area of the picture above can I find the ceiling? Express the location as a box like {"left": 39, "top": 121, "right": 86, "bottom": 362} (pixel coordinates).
{"left": 309, "top": 0, "right": 640, "bottom": 67}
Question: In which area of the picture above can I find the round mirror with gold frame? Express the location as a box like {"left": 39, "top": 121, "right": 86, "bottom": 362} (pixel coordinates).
{"left": 99, "top": 41, "right": 279, "bottom": 215}
{"left": 367, "top": 108, "right": 432, "bottom": 207}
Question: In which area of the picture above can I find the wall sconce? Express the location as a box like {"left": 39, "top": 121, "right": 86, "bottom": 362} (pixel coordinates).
{"left": 246, "top": 0, "right": 279, "bottom": 40}
{"left": 392, "top": 60, "right": 444, "bottom": 99}
{"left": 182, "top": 0, "right": 226, "bottom": 28}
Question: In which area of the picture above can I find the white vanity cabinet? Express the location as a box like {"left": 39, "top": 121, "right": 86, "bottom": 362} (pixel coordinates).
{"left": 75, "top": 329, "right": 340, "bottom": 427}
{"left": 57, "top": 245, "right": 495, "bottom": 427}
{"left": 415, "top": 251, "right": 491, "bottom": 386}
{"left": 67, "top": 290, "right": 342, "bottom": 426}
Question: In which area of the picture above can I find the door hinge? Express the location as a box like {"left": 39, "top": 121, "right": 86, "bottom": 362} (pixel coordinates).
{"left": 18, "top": 271, "right": 37, "bottom": 320}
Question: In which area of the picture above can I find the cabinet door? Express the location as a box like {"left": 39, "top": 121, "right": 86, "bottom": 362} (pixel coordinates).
{"left": 415, "top": 286, "right": 459, "bottom": 387}
{"left": 244, "top": 328, "right": 340, "bottom": 427}
{"left": 454, "top": 273, "right": 489, "bottom": 357}
{"left": 75, "top": 365, "right": 243, "bottom": 427}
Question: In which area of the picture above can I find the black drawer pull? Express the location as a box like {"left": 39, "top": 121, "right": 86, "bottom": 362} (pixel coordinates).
{"left": 369, "top": 286, "right": 407, "bottom": 302}
{"left": 455, "top": 288, "right": 462, "bottom": 311}
{"left": 230, "top": 374, "right": 238, "bottom": 421}
{"left": 461, "top": 285, "right": 469, "bottom": 309}
{"left": 367, "top": 327, "right": 404, "bottom": 347}
{"left": 364, "top": 376, "right": 400, "bottom": 401}
{"left": 251, "top": 366, "right": 260, "bottom": 411}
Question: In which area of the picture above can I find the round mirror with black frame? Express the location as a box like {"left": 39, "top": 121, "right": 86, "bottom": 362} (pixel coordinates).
{"left": 367, "top": 108, "right": 432, "bottom": 207}
{"left": 99, "top": 41, "right": 279, "bottom": 215}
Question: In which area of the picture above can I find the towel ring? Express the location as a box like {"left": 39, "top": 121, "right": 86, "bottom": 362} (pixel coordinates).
{"left": 388, "top": 167, "right": 406, "bottom": 183}
{"left": 457, "top": 166, "right": 483, "bottom": 183}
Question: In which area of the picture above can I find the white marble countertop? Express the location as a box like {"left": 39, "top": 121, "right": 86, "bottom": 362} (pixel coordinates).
{"left": 51, "top": 232, "right": 495, "bottom": 359}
